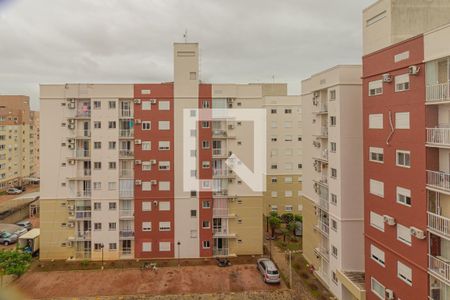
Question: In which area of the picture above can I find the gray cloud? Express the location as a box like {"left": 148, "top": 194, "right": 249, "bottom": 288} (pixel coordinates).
{"left": 0, "top": 0, "right": 374, "bottom": 110}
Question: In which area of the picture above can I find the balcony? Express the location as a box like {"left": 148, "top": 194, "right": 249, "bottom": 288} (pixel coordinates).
{"left": 213, "top": 228, "right": 236, "bottom": 238}
{"left": 213, "top": 248, "right": 230, "bottom": 257}
{"left": 427, "top": 128, "right": 450, "bottom": 147}
{"left": 315, "top": 103, "right": 328, "bottom": 114}
{"left": 119, "top": 189, "right": 133, "bottom": 198}
{"left": 314, "top": 150, "right": 329, "bottom": 163}
{"left": 319, "top": 193, "right": 329, "bottom": 211}
{"left": 314, "top": 247, "right": 329, "bottom": 262}
{"left": 212, "top": 129, "right": 235, "bottom": 139}
{"left": 119, "top": 129, "right": 134, "bottom": 139}
{"left": 119, "top": 168, "right": 133, "bottom": 178}
{"left": 119, "top": 210, "right": 134, "bottom": 219}
{"left": 212, "top": 148, "right": 227, "bottom": 158}
{"left": 73, "top": 149, "right": 90, "bottom": 159}
{"left": 427, "top": 170, "right": 450, "bottom": 194}
{"left": 75, "top": 110, "right": 91, "bottom": 119}
{"left": 119, "top": 230, "right": 135, "bottom": 240}
{"left": 119, "top": 109, "right": 133, "bottom": 118}
{"left": 75, "top": 231, "right": 91, "bottom": 241}
{"left": 313, "top": 126, "right": 328, "bottom": 139}
{"left": 315, "top": 221, "right": 329, "bottom": 237}
{"left": 429, "top": 255, "right": 450, "bottom": 284}
{"left": 119, "top": 150, "right": 134, "bottom": 159}
{"left": 428, "top": 212, "right": 450, "bottom": 239}
{"left": 426, "top": 82, "right": 450, "bottom": 104}
{"left": 70, "top": 190, "right": 91, "bottom": 199}
{"left": 213, "top": 168, "right": 235, "bottom": 179}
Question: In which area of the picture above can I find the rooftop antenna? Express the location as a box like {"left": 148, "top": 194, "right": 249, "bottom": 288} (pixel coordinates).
{"left": 183, "top": 29, "right": 188, "bottom": 43}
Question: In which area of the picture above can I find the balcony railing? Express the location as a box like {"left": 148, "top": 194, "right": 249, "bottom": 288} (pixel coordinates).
{"left": 319, "top": 193, "right": 329, "bottom": 211}
{"left": 428, "top": 211, "right": 450, "bottom": 238}
{"left": 75, "top": 211, "right": 91, "bottom": 219}
{"left": 119, "top": 189, "right": 133, "bottom": 198}
{"left": 119, "top": 150, "right": 134, "bottom": 158}
{"left": 119, "top": 210, "right": 134, "bottom": 218}
{"left": 120, "top": 110, "right": 133, "bottom": 118}
{"left": 429, "top": 255, "right": 450, "bottom": 284}
{"left": 314, "top": 247, "right": 329, "bottom": 261}
{"left": 75, "top": 231, "right": 91, "bottom": 240}
{"left": 315, "top": 221, "right": 329, "bottom": 237}
{"left": 213, "top": 189, "right": 229, "bottom": 197}
{"left": 74, "top": 149, "right": 90, "bottom": 158}
{"left": 71, "top": 190, "right": 91, "bottom": 198}
{"left": 213, "top": 208, "right": 229, "bottom": 218}
{"left": 119, "top": 129, "right": 134, "bottom": 138}
{"left": 119, "top": 169, "right": 133, "bottom": 177}
{"left": 427, "top": 128, "right": 450, "bottom": 146}
{"left": 212, "top": 148, "right": 227, "bottom": 157}
{"left": 75, "top": 110, "right": 91, "bottom": 118}
{"left": 427, "top": 170, "right": 450, "bottom": 193}
{"left": 315, "top": 103, "right": 328, "bottom": 114}
{"left": 426, "top": 82, "right": 450, "bottom": 103}
{"left": 119, "top": 230, "right": 134, "bottom": 239}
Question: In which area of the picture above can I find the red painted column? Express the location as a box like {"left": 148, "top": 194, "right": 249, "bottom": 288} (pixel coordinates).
{"left": 134, "top": 83, "right": 175, "bottom": 258}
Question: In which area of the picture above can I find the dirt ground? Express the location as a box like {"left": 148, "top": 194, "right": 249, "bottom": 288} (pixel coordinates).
{"left": 0, "top": 185, "right": 39, "bottom": 204}
{"left": 13, "top": 264, "right": 284, "bottom": 299}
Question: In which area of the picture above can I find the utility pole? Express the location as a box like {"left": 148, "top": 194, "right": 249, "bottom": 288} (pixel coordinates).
{"left": 288, "top": 250, "right": 292, "bottom": 289}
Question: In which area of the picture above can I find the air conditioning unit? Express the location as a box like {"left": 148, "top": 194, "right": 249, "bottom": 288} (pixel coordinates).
{"left": 135, "top": 179, "right": 142, "bottom": 185}
{"left": 408, "top": 65, "right": 420, "bottom": 75}
{"left": 68, "top": 124, "right": 75, "bottom": 130}
{"left": 153, "top": 200, "right": 158, "bottom": 206}
{"left": 150, "top": 180, "right": 157, "bottom": 185}
{"left": 228, "top": 124, "right": 235, "bottom": 130}
{"left": 383, "top": 215, "right": 396, "bottom": 226}
{"left": 385, "top": 289, "right": 394, "bottom": 300}
{"left": 67, "top": 222, "right": 75, "bottom": 228}
{"left": 149, "top": 99, "right": 157, "bottom": 104}
{"left": 133, "top": 98, "right": 141, "bottom": 104}
{"left": 68, "top": 144, "right": 75, "bottom": 149}
{"left": 68, "top": 211, "right": 75, "bottom": 216}
{"left": 68, "top": 159, "right": 76, "bottom": 165}
{"left": 134, "top": 139, "right": 142, "bottom": 145}
{"left": 382, "top": 73, "right": 392, "bottom": 83}
{"left": 67, "top": 205, "right": 75, "bottom": 210}
{"left": 67, "top": 241, "right": 73, "bottom": 247}
{"left": 68, "top": 119, "right": 75, "bottom": 125}
{"left": 410, "top": 227, "right": 426, "bottom": 239}
{"left": 68, "top": 98, "right": 75, "bottom": 103}
{"left": 68, "top": 103, "right": 76, "bottom": 109}
{"left": 227, "top": 98, "right": 235, "bottom": 103}
{"left": 135, "top": 119, "right": 142, "bottom": 124}
{"left": 67, "top": 138, "right": 75, "bottom": 144}
{"left": 134, "top": 160, "right": 142, "bottom": 165}
{"left": 150, "top": 159, "right": 157, "bottom": 164}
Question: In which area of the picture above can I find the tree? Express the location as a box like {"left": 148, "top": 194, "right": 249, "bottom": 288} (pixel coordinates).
{"left": 287, "top": 220, "right": 297, "bottom": 236}
{"left": 294, "top": 214, "right": 302, "bottom": 223}
{"left": 280, "top": 227, "right": 290, "bottom": 243}
{"left": 0, "top": 250, "right": 32, "bottom": 280}
{"left": 280, "top": 213, "right": 294, "bottom": 224}
{"left": 268, "top": 215, "right": 282, "bottom": 238}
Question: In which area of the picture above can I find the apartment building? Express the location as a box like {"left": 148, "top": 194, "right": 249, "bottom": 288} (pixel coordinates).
{"left": 264, "top": 95, "right": 303, "bottom": 217}
{"left": 39, "top": 43, "right": 299, "bottom": 260}
{"left": 0, "top": 95, "right": 39, "bottom": 190}
{"left": 363, "top": 2, "right": 450, "bottom": 299}
{"left": 301, "top": 65, "right": 364, "bottom": 300}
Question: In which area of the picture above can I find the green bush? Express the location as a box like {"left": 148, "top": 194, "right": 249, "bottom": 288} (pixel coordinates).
{"left": 0, "top": 250, "right": 32, "bottom": 277}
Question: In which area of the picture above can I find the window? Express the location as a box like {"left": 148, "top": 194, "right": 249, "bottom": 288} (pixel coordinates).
{"left": 271, "top": 205, "right": 278, "bottom": 212}
{"left": 271, "top": 177, "right": 277, "bottom": 183}
{"left": 331, "top": 194, "right": 337, "bottom": 205}
{"left": 370, "top": 244, "right": 385, "bottom": 267}
{"left": 94, "top": 142, "right": 101, "bottom": 149}
{"left": 396, "top": 187, "right": 411, "bottom": 206}
{"left": 371, "top": 277, "right": 385, "bottom": 300}
{"left": 142, "top": 222, "right": 152, "bottom": 231}
{"left": 369, "top": 179, "right": 384, "bottom": 197}
{"left": 94, "top": 121, "right": 101, "bottom": 129}
{"left": 395, "top": 150, "right": 411, "bottom": 168}
{"left": 159, "top": 141, "right": 170, "bottom": 150}
{"left": 190, "top": 209, "right": 197, "bottom": 217}
{"left": 94, "top": 223, "right": 102, "bottom": 230}
{"left": 332, "top": 246, "right": 338, "bottom": 258}
{"left": 109, "top": 162, "right": 116, "bottom": 169}
{"left": 284, "top": 121, "right": 292, "bottom": 128}
{"left": 109, "top": 243, "right": 117, "bottom": 250}
{"left": 284, "top": 176, "right": 293, "bottom": 183}
{"left": 202, "top": 161, "right": 210, "bottom": 169}
{"left": 109, "top": 202, "right": 116, "bottom": 210}
{"left": 285, "top": 191, "right": 293, "bottom": 197}
{"left": 271, "top": 109, "right": 277, "bottom": 114}
{"left": 108, "top": 182, "right": 116, "bottom": 190}
{"left": 142, "top": 141, "right": 151, "bottom": 151}
{"left": 202, "top": 140, "right": 210, "bottom": 149}
{"left": 271, "top": 164, "right": 278, "bottom": 170}
{"left": 190, "top": 230, "right": 198, "bottom": 238}
{"left": 395, "top": 74, "right": 410, "bottom": 92}
{"left": 142, "top": 181, "right": 152, "bottom": 191}
{"left": 159, "top": 242, "right": 171, "bottom": 252}
{"left": 369, "top": 80, "right": 383, "bottom": 96}
{"left": 109, "top": 141, "right": 116, "bottom": 149}
{"left": 370, "top": 211, "right": 384, "bottom": 232}
{"left": 285, "top": 163, "right": 293, "bottom": 170}
{"left": 285, "top": 109, "right": 292, "bottom": 114}
{"left": 330, "top": 142, "right": 337, "bottom": 153}
{"left": 158, "top": 121, "right": 170, "bottom": 130}
{"left": 271, "top": 191, "right": 278, "bottom": 197}
{"left": 108, "top": 121, "right": 116, "bottom": 129}
{"left": 397, "top": 261, "right": 412, "bottom": 285}
{"left": 109, "top": 222, "right": 116, "bottom": 231}
{"left": 202, "top": 240, "right": 210, "bottom": 248}
{"left": 159, "top": 161, "right": 170, "bottom": 170}
{"left": 190, "top": 72, "right": 197, "bottom": 80}
{"left": 202, "top": 200, "right": 210, "bottom": 208}
{"left": 271, "top": 136, "right": 277, "bottom": 142}
{"left": 202, "top": 220, "right": 210, "bottom": 228}
{"left": 159, "top": 221, "right": 171, "bottom": 231}
{"left": 332, "top": 271, "right": 338, "bottom": 284}
{"left": 284, "top": 205, "right": 293, "bottom": 212}
{"left": 93, "top": 182, "right": 101, "bottom": 190}
{"left": 369, "top": 147, "right": 384, "bottom": 163}
{"left": 330, "top": 116, "right": 337, "bottom": 126}
{"left": 142, "top": 121, "right": 151, "bottom": 130}
{"left": 142, "top": 101, "right": 152, "bottom": 110}
{"left": 369, "top": 114, "right": 383, "bottom": 129}
{"left": 94, "top": 202, "right": 101, "bottom": 211}
{"left": 201, "top": 121, "right": 210, "bottom": 128}
{"left": 395, "top": 112, "right": 410, "bottom": 129}
{"left": 142, "top": 242, "right": 152, "bottom": 252}
{"left": 331, "top": 219, "right": 337, "bottom": 231}
{"left": 158, "top": 101, "right": 170, "bottom": 110}
{"left": 94, "top": 162, "right": 102, "bottom": 170}
{"left": 159, "top": 201, "right": 170, "bottom": 211}
{"left": 93, "top": 101, "right": 101, "bottom": 109}
{"left": 159, "top": 181, "right": 170, "bottom": 191}
{"left": 142, "top": 201, "right": 152, "bottom": 211}
{"left": 284, "top": 135, "right": 293, "bottom": 142}
{"left": 108, "top": 101, "right": 116, "bottom": 109}
{"left": 329, "top": 90, "right": 336, "bottom": 100}
{"left": 298, "top": 136, "right": 302, "bottom": 141}
{"left": 94, "top": 243, "right": 103, "bottom": 250}
{"left": 331, "top": 168, "right": 337, "bottom": 178}
{"left": 271, "top": 121, "right": 277, "bottom": 128}
{"left": 142, "top": 161, "right": 152, "bottom": 171}
{"left": 397, "top": 224, "right": 411, "bottom": 246}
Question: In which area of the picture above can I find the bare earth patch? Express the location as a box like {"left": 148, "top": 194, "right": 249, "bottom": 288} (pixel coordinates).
{"left": 13, "top": 264, "right": 284, "bottom": 299}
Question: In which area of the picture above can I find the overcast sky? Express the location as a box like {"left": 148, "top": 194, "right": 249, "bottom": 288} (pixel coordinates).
{"left": 0, "top": 0, "right": 374, "bottom": 110}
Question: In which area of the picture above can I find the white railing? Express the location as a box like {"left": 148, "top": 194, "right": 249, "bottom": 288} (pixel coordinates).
{"left": 427, "top": 170, "right": 450, "bottom": 192}
{"left": 315, "top": 221, "right": 329, "bottom": 237}
{"left": 119, "top": 129, "right": 134, "bottom": 138}
{"left": 319, "top": 126, "right": 328, "bottom": 137}
{"left": 119, "top": 230, "right": 134, "bottom": 238}
{"left": 319, "top": 193, "right": 329, "bottom": 211}
{"left": 213, "top": 168, "right": 233, "bottom": 177}
{"left": 212, "top": 148, "right": 225, "bottom": 156}
{"left": 429, "top": 255, "right": 450, "bottom": 283}
{"left": 213, "top": 248, "right": 229, "bottom": 256}
{"left": 119, "top": 150, "right": 134, "bottom": 158}
{"left": 314, "top": 247, "right": 329, "bottom": 261}
{"left": 74, "top": 149, "right": 90, "bottom": 158}
{"left": 319, "top": 103, "right": 328, "bottom": 113}
{"left": 427, "top": 128, "right": 450, "bottom": 146}
{"left": 72, "top": 190, "right": 91, "bottom": 198}
{"left": 119, "top": 189, "right": 133, "bottom": 198}
{"left": 119, "top": 169, "right": 133, "bottom": 177}
{"left": 119, "top": 210, "right": 134, "bottom": 218}
{"left": 426, "top": 82, "right": 450, "bottom": 103}
{"left": 428, "top": 211, "right": 450, "bottom": 238}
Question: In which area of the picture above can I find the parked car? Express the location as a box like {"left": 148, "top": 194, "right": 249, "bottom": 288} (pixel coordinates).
{"left": 257, "top": 258, "right": 281, "bottom": 284}
{"left": 16, "top": 220, "right": 32, "bottom": 231}
{"left": 6, "top": 188, "right": 22, "bottom": 195}
{"left": 0, "top": 231, "right": 18, "bottom": 245}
